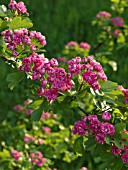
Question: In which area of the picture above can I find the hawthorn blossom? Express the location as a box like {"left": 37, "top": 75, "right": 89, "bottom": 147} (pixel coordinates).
{"left": 80, "top": 42, "right": 91, "bottom": 50}
{"left": 96, "top": 11, "right": 111, "bottom": 18}
{"left": 30, "top": 151, "right": 46, "bottom": 167}
{"left": 43, "top": 127, "right": 51, "bottom": 134}
{"left": 73, "top": 121, "right": 87, "bottom": 136}
{"left": 110, "top": 17, "right": 124, "bottom": 27}
{"left": 121, "top": 152, "right": 128, "bottom": 164}
{"left": 11, "top": 150, "right": 22, "bottom": 161}
{"left": 65, "top": 41, "right": 79, "bottom": 47}
{"left": 102, "top": 112, "right": 111, "bottom": 121}
{"left": 8, "top": 0, "right": 28, "bottom": 15}
{"left": 111, "top": 145, "right": 122, "bottom": 155}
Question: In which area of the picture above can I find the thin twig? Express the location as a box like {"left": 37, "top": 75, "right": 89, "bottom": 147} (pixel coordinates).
{"left": 77, "top": 106, "right": 88, "bottom": 115}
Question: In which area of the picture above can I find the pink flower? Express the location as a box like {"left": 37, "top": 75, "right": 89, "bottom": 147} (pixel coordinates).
{"left": 52, "top": 114, "right": 57, "bottom": 118}
{"left": 25, "top": 109, "right": 33, "bottom": 115}
{"left": 118, "top": 85, "right": 128, "bottom": 104}
{"left": 8, "top": 0, "right": 17, "bottom": 10}
{"left": 111, "top": 145, "right": 122, "bottom": 155}
{"left": 89, "top": 119, "right": 101, "bottom": 134}
{"left": 16, "top": 2, "right": 27, "bottom": 14}
{"left": 66, "top": 41, "right": 79, "bottom": 47}
{"left": 96, "top": 11, "right": 111, "bottom": 18}
{"left": 13, "top": 105, "right": 23, "bottom": 112}
{"left": 24, "top": 135, "right": 35, "bottom": 143}
{"left": 57, "top": 57, "right": 67, "bottom": 63}
{"left": 101, "top": 123, "right": 115, "bottom": 136}
{"left": 8, "top": 0, "right": 28, "bottom": 15}
{"left": 110, "top": 17, "right": 124, "bottom": 27}
{"left": 24, "top": 99, "right": 32, "bottom": 105}
{"left": 43, "top": 127, "right": 51, "bottom": 134}
{"left": 45, "top": 89, "right": 58, "bottom": 102}
{"left": 112, "top": 29, "right": 121, "bottom": 36}
{"left": 12, "top": 50, "right": 18, "bottom": 56}
{"left": 73, "top": 121, "right": 87, "bottom": 136}
{"left": 30, "top": 151, "right": 46, "bottom": 167}
{"left": 102, "top": 112, "right": 111, "bottom": 121}
{"left": 38, "top": 138, "right": 44, "bottom": 145}
{"left": 81, "top": 116, "right": 88, "bottom": 122}
{"left": 80, "top": 167, "right": 88, "bottom": 170}
{"left": 80, "top": 42, "right": 91, "bottom": 50}
{"left": 95, "top": 134, "right": 106, "bottom": 144}
{"left": 11, "top": 150, "right": 22, "bottom": 161}
{"left": 121, "top": 152, "right": 128, "bottom": 164}
{"left": 87, "top": 115, "right": 98, "bottom": 121}
{"left": 42, "top": 112, "right": 50, "bottom": 120}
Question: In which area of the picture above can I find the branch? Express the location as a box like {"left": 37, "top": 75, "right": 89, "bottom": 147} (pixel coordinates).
{"left": 92, "top": 42, "right": 104, "bottom": 55}
{"left": 77, "top": 106, "right": 88, "bottom": 115}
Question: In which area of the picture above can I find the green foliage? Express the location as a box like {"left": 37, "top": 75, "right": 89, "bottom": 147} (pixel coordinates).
{"left": 6, "top": 71, "right": 25, "bottom": 90}
{"left": 9, "top": 16, "right": 33, "bottom": 30}
{"left": 0, "top": 0, "right": 128, "bottom": 169}
{"left": 73, "top": 136, "right": 84, "bottom": 154}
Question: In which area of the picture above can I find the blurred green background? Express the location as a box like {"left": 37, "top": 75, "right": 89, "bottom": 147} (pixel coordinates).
{"left": 0, "top": 0, "right": 128, "bottom": 120}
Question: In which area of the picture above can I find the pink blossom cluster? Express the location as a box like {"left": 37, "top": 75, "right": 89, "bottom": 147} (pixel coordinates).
{"left": 57, "top": 57, "right": 67, "bottom": 63}
{"left": 8, "top": 0, "right": 28, "bottom": 15}
{"left": 42, "top": 127, "right": 51, "bottom": 134}
{"left": 73, "top": 112, "right": 114, "bottom": 144}
{"left": 68, "top": 56, "right": 107, "bottom": 90}
{"left": 11, "top": 150, "right": 22, "bottom": 161}
{"left": 111, "top": 141, "right": 128, "bottom": 164}
{"left": 96, "top": 11, "right": 111, "bottom": 18}
{"left": 112, "top": 29, "right": 121, "bottom": 37}
{"left": 20, "top": 53, "right": 73, "bottom": 101}
{"left": 30, "top": 151, "right": 46, "bottom": 167}
{"left": 65, "top": 41, "right": 79, "bottom": 47}
{"left": 24, "top": 99, "right": 33, "bottom": 106}
{"left": 13, "top": 105, "right": 23, "bottom": 112}
{"left": 118, "top": 85, "right": 128, "bottom": 104}
{"left": 65, "top": 41, "right": 91, "bottom": 50}
{"left": 80, "top": 42, "right": 91, "bottom": 50}
{"left": 42, "top": 112, "right": 57, "bottom": 119}
{"left": 110, "top": 17, "right": 124, "bottom": 27}
{"left": 24, "top": 135, "right": 35, "bottom": 143}
{"left": 1, "top": 28, "right": 46, "bottom": 56}
{"left": 80, "top": 167, "right": 88, "bottom": 170}
{"left": 37, "top": 138, "right": 44, "bottom": 145}
{"left": 25, "top": 108, "right": 33, "bottom": 115}
{"left": 73, "top": 114, "right": 128, "bottom": 164}
{"left": 42, "top": 112, "right": 51, "bottom": 120}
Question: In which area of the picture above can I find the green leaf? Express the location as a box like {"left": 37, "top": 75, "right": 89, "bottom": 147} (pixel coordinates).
{"left": 117, "top": 35, "right": 125, "bottom": 43}
{"left": 100, "top": 80, "right": 118, "bottom": 92}
{"left": 114, "top": 123, "right": 126, "bottom": 135}
{"left": 55, "top": 142, "right": 68, "bottom": 153}
{"left": 114, "top": 138, "right": 124, "bottom": 149}
{"left": 57, "top": 96, "right": 66, "bottom": 103}
{"left": 0, "top": 19, "right": 8, "bottom": 31}
{"left": 111, "top": 0, "right": 119, "bottom": 3}
{"left": 31, "top": 105, "right": 43, "bottom": 121}
{"left": 27, "top": 99, "right": 43, "bottom": 110}
{"left": 42, "top": 98, "right": 50, "bottom": 112}
{"left": 71, "top": 101, "right": 79, "bottom": 108}
{"left": 0, "top": 149, "right": 10, "bottom": 157}
{"left": 73, "top": 136, "right": 84, "bottom": 154}
{"left": 85, "top": 137, "right": 96, "bottom": 148}
{"left": 6, "top": 72, "right": 25, "bottom": 90}
{"left": 9, "top": 17, "right": 33, "bottom": 29}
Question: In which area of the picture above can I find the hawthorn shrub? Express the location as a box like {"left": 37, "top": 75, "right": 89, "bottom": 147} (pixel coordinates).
{"left": 0, "top": 0, "right": 128, "bottom": 170}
